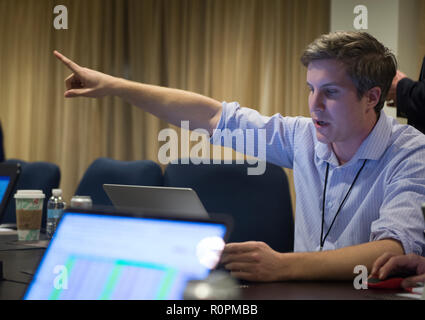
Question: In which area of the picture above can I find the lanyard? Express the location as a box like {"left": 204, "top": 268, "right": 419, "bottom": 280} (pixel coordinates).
{"left": 320, "top": 159, "right": 367, "bottom": 251}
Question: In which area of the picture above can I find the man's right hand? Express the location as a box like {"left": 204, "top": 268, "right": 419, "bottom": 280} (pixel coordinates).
{"left": 54, "top": 50, "right": 117, "bottom": 98}
{"left": 54, "top": 50, "right": 222, "bottom": 134}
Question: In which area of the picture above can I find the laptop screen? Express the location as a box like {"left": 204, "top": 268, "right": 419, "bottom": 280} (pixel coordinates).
{"left": 0, "top": 176, "right": 10, "bottom": 201}
{"left": 24, "top": 211, "right": 228, "bottom": 300}
{"left": 0, "top": 163, "right": 20, "bottom": 222}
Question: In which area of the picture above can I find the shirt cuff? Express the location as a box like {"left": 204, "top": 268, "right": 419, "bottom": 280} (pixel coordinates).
{"left": 370, "top": 227, "right": 422, "bottom": 255}
{"left": 209, "top": 101, "right": 240, "bottom": 145}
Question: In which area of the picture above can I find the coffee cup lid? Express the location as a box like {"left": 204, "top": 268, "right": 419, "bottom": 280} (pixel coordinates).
{"left": 14, "top": 190, "right": 45, "bottom": 199}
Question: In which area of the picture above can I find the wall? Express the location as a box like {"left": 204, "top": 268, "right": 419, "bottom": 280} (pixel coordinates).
{"left": 330, "top": 0, "right": 422, "bottom": 122}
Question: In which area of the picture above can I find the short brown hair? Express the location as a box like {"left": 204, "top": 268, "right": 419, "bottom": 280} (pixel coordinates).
{"left": 301, "top": 31, "right": 397, "bottom": 113}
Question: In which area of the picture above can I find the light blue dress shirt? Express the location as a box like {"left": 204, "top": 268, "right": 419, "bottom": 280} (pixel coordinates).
{"left": 210, "top": 102, "right": 425, "bottom": 255}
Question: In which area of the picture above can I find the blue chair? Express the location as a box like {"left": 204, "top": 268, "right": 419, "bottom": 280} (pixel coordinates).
{"left": 3, "top": 159, "right": 61, "bottom": 228}
{"left": 164, "top": 159, "right": 294, "bottom": 253}
{"left": 74, "top": 157, "right": 164, "bottom": 207}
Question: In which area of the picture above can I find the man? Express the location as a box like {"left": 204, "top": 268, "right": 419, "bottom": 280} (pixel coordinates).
{"left": 54, "top": 31, "right": 425, "bottom": 282}
{"left": 387, "top": 56, "right": 425, "bottom": 134}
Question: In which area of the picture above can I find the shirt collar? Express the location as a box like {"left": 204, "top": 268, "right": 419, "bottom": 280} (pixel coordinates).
{"left": 315, "top": 110, "right": 392, "bottom": 166}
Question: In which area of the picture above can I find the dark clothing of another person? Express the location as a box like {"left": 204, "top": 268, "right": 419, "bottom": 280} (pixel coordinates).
{"left": 396, "top": 56, "right": 425, "bottom": 134}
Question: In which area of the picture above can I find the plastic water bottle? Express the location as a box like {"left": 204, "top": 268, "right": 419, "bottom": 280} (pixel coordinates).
{"left": 46, "top": 189, "right": 66, "bottom": 239}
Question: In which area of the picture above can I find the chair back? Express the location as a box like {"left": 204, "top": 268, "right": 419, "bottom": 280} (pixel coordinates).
{"left": 75, "top": 157, "right": 164, "bottom": 207}
{"left": 164, "top": 159, "right": 294, "bottom": 252}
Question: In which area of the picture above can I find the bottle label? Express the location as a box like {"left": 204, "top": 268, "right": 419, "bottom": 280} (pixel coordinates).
{"left": 47, "top": 209, "right": 63, "bottom": 219}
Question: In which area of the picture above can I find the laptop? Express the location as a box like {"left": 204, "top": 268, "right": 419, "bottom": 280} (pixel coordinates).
{"left": 0, "top": 163, "right": 20, "bottom": 223}
{"left": 24, "top": 208, "right": 231, "bottom": 300}
{"left": 103, "top": 184, "right": 209, "bottom": 218}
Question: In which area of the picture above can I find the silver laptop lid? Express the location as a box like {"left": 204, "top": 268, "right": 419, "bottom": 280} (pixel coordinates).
{"left": 103, "top": 184, "right": 209, "bottom": 218}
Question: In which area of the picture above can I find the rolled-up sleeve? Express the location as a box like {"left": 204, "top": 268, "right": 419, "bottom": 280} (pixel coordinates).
{"left": 370, "top": 150, "right": 425, "bottom": 255}
{"left": 210, "top": 101, "right": 301, "bottom": 168}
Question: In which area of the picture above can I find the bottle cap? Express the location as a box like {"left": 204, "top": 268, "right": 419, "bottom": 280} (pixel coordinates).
{"left": 52, "top": 189, "right": 62, "bottom": 197}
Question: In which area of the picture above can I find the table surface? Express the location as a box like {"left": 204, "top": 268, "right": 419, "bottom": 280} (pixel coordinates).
{"left": 0, "top": 234, "right": 415, "bottom": 300}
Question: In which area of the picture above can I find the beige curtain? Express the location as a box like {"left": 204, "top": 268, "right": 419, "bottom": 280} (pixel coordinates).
{"left": 0, "top": 0, "right": 331, "bottom": 208}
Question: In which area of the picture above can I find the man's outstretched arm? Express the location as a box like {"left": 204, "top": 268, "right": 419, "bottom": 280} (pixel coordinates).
{"left": 54, "top": 50, "right": 222, "bottom": 135}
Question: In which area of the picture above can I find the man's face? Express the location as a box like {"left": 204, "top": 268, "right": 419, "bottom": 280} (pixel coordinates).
{"left": 306, "top": 59, "right": 374, "bottom": 147}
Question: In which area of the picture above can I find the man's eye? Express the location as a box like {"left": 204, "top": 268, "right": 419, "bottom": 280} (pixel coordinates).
{"left": 326, "top": 89, "right": 338, "bottom": 96}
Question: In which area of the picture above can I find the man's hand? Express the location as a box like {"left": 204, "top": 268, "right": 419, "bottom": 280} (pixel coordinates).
{"left": 370, "top": 252, "right": 425, "bottom": 288}
{"left": 54, "top": 50, "right": 117, "bottom": 98}
{"left": 386, "top": 70, "right": 407, "bottom": 107}
{"left": 220, "top": 241, "right": 288, "bottom": 282}
{"left": 53, "top": 50, "right": 222, "bottom": 133}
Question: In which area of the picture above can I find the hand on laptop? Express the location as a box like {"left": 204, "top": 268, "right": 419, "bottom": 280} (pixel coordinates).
{"left": 220, "top": 241, "right": 288, "bottom": 282}
{"left": 370, "top": 252, "right": 425, "bottom": 288}
{"left": 53, "top": 50, "right": 117, "bottom": 98}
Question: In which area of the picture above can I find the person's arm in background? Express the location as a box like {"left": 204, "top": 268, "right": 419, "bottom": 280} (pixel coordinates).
{"left": 370, "top": 253, "right": 425, "bottom": 288}
{"left": 395, "top": 77, "right": 425, "bottom": 119}
{"left": 53, "top": 51, "right": 222, "bottom": 135}
{"left": 386, "top": 70, "right": 407, "bottom": 107}
{"left": 387, "top": 56, "right": 425, "bottom": 119}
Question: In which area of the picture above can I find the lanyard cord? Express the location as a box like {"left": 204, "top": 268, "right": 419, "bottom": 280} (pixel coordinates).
{"left": 320, "top": 159, "right": 367, "bottom": 251}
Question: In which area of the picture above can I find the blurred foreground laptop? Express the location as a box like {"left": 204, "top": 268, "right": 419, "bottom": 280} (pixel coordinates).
{"left": 24, "top": 208, "right": 230, "bottom": 300}
{"left": 103, "top": 184, "right": 209, "bottom": 218}
{"left": 0, "top": 163, "right": 20, "bottom": 224}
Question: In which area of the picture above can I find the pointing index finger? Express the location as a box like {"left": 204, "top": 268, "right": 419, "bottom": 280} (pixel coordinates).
{"left": 53, "top": 50, "right": 81, "bottom": 73}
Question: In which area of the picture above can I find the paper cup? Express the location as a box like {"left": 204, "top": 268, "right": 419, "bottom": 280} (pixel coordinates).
{"left": 14, "top": 190, "right": 45, "bottom": 241}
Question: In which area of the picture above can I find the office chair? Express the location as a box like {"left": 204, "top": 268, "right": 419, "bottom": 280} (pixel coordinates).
{"left": 164, "top": 159, "right": 294, "bottom": 252}
{"left": 2, "top": 159, "right": 61, "bottom": 228}
{"left": 74, "top": 157, "right": 164, "bottom": 207}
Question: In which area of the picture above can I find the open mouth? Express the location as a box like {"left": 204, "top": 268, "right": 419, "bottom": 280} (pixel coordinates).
{"left": 314, "top": 119, "right": 329, "bottom": 127}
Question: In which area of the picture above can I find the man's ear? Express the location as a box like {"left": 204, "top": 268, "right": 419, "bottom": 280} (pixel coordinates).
{"left": 365, "top": 86, "right": 382, "bottom": 111}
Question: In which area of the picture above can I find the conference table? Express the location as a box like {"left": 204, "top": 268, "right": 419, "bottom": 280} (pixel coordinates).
{"left": 0, "top": 233, "right": 418, "bottom": 301}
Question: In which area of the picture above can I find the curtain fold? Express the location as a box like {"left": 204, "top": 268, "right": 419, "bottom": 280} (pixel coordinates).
{"left": 0, "top": 0, "right": 331, "bottom": 206}
{"left": 420, "top": 0, "right": 425, "bottom": 58}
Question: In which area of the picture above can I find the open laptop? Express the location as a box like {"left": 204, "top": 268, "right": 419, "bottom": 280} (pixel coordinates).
{"left": 24, "top": 208, "right": 231, "bottom": 300}
{"left": 103, "top": 184, "right": 209, "bottom": 218}
{"left": 0, "top": 163, "right": 20, "bottom": 223}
